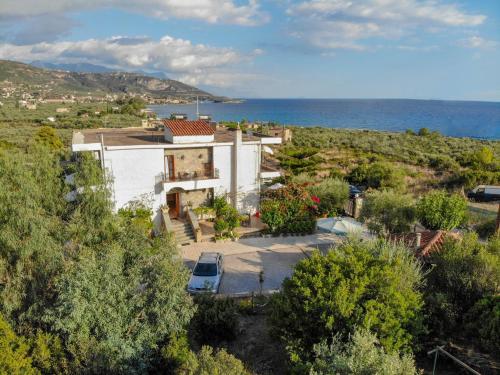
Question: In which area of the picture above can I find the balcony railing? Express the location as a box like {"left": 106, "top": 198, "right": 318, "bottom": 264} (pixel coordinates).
{"left": 162, "top": 168, "right": 219, "bottom": 182}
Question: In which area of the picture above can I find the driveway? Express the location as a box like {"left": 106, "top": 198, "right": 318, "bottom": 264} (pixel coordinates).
{"left": 182, "top": 233, "right": 341, "bottom": 296}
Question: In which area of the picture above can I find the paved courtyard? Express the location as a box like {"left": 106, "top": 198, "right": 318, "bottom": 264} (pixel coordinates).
{"left": 182, "top": 233, "right": 342, "bottom": 295}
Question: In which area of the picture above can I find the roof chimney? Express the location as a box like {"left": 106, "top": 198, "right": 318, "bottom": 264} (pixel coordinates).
{"left": 415, "top": 232, "right": 422, "bottom": 250}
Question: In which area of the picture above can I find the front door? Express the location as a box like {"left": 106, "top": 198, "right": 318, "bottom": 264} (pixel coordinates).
{"left": 166, "top": 193, "right": 179, "bottom": 218}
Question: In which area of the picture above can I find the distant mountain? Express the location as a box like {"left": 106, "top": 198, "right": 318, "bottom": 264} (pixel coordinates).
{"left": 30, "top": 61, "right": 116, "bottom": 74}
{"left": 30, "top": 61, "right": 169, "bottom": 79}
{"left": 0, "top": 60, "right": 221, "bottom": 101}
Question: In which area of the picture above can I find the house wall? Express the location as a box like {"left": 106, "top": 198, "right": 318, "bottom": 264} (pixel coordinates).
{"left": 103, "top": 148, "right": 165, "bottom": 227}
{"left": 97, "top": 139, "right": 265, "bottom": 230}
{"left": 237, "top": 143, "right": 260, "bottom": 214}
{"left": 213, "top": 145, "right": 232, "bottom": 197}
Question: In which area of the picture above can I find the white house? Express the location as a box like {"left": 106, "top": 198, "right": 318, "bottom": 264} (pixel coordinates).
{"left": 71, "top": 119, "right": 282, "bottom": 230}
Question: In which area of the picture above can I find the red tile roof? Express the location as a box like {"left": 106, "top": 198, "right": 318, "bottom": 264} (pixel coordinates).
{"left": 163, "top": 119, "right": 214, "bottom": 136}
{"left": 390, "top": 230, "right": 460, "bottom": 257}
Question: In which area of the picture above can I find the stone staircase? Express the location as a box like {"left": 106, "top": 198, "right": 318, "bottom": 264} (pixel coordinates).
{"left": 171, "top": 219, "right": 195, "bottom": 245}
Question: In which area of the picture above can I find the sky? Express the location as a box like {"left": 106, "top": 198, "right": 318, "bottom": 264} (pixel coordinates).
{"left": 0, "top": 0, "right": 499, "bottom": 100}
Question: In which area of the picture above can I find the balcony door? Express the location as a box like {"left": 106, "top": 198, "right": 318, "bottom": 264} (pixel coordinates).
{"left": 165, "top": 155, "right": 175, "bottom": 181}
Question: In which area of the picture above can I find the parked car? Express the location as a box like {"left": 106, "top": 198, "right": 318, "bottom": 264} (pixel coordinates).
{"left": 349, "top": 185, "right": 363, "bottom": 198}
{"left": 467, "top": 185, "right": 500, "bottom": 202}
{"left": 187, "top": 252, "right": 224, "bottom": 294}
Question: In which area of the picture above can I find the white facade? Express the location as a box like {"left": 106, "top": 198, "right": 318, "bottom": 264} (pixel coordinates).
{"left": 72, "top": 128, "right": 281, "bottom": 229}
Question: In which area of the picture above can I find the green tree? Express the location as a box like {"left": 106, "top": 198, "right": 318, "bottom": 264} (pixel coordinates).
{"left": 416, "top": 190, "right": 467, "bottom": 230}
{"left": 260, "top": 199, "right": 285, "bottom": 233}
{"left": 34, "top": 127, "right": 64, "bottom": 152}
{"left": 0, "top": 314, "right": 38, "bottom": 375}
{"left": 308, "top": 178, "right": 349, "bottom": 216}
{"left": 473, "top": 146, "right": 494, "bottom": 167}
{"left": 464, "top": 296, "right": 500, "bottom": 355}
{"left": 348, "top": 162, "right": 406, "bottom": 191}
{"left": 307, "top": 329, "right": 418, "bottom": 375}
{"left": 269, "top": 238, "right": 424, "bottom": 361}
{"left": 361, "top": 190, "right": 416, "bottom": 235}
{"left": 425, "top": 233, "right": 500, "bottom": 336}
{"left": 43, "top": 231, "right": 194, "bottom": 373}
{"left": 0, "top": 147, "right": 65, "bottom": 323}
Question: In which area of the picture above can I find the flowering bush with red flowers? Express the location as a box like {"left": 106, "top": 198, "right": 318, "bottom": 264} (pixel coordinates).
{"left": 260, "top": 184, "right": 317, "bottom": 234}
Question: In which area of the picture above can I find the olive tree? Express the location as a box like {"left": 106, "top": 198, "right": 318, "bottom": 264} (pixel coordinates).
{"left": 269, "top": 238, "right": 424, "bottom": 361}
{"left": 308, "top": 329, "right": 418, "bottom": 375}
{"left": 416, "top": 190, "right": 467, "bottom": 230}
{"left": 361, "top": 190, "right": 416, "bottom": 235}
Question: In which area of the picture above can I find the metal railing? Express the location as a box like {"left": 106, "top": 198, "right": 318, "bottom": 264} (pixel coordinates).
{"left": 428, "top": 346, "right": 481, "bottom": 375}
{"left": 161, "top": 168, "right": 219, "bottom": 182}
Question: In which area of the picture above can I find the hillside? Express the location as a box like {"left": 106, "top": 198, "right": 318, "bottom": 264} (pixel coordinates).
{"left": 0, "top": 60, "right": 221, "bottom": 101}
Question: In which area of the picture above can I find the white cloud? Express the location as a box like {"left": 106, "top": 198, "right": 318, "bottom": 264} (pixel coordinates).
{"left": 458, "top": 36, "right": 498, "bottom": 50}
{"left": 287, "top": 0, "right": 486, "bottom": 50}
{"left": 0, "top": 35, "right": 258, "bottom": 88}
{"left": 0, "top": 0, "right": 269, "bottom": 27}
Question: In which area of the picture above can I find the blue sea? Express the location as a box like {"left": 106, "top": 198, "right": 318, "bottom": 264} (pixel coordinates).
{"left": 150, "top": 99, "right": 500, "bottom": 140}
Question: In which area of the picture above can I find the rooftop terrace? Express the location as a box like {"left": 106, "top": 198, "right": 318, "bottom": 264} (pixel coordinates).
{"left": 72, "top": 127, "right": 263, "bottom": 147}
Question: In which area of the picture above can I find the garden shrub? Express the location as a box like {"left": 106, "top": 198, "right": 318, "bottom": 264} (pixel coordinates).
{"left": 191, "top": 294, "right": 239, "bottom": 345}
{"left": 416, "top": 190, "right": 467, "bottom": 230}
{"left": 269, "top": 238, "right": 424, "bottom": 361}
{"left": 306, "top": 329, "right": 418, "bottom": 375}
{"left": 212, "top": 196, "right": 240, "bottom": 239}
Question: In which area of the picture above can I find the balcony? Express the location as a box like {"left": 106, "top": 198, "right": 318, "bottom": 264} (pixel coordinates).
{"left": 161, "top": 168, "right": 221, "bottom": 192}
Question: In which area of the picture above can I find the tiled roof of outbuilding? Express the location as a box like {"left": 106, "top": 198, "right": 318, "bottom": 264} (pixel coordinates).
{"left": 390, "top": 230, "right": 460, "bottom": 257}
{"left": 163, "top": 119, "right": 214, "bottom": 136}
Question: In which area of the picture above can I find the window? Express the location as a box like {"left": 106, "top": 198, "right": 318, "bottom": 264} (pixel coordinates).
{"left": 193, "top": 262, "right": 217, "bottom": 277}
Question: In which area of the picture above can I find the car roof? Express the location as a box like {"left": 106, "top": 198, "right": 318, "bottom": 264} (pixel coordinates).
{"left": 198, "top": 252, "right": 221, "bottom": 263}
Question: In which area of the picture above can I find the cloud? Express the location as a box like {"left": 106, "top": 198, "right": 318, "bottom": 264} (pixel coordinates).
{"left": 0, "top": 35, "right": 260, "bottom": 88}
{"left": 287, "top": 0, "right": 486, "bottom": 51}
{"left": 0, "top": 0, "right": 269, "bottom": 27}
{"left": 458, "top": 36, "right": 498, "bottom": 50}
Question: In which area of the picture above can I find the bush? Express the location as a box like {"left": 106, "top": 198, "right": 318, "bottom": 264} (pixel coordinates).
{"left": 269, "top": 238, "right": 424, "bottom": 361}
{"left": 212, "top": 196, "right": 240, "bottom": 238}
{"left": 0, "top": 314, "right": 38, "bottom": 375}
{"left": 361, "top": 190, "right": 416, "bottom": 235}
{"left": 464, "top": 296, "right": 500, "bottom": 355}
{"left": 260, "top": 184, "right": 316, "bottom": 234}
{"left": 416, "top": 190, "right": 467, "bottom": 230}
{"left": 348, "top": 162, "right": 406, "bottom": 191}
{"left": 307, "top": 178, "right": 349, "bottom": 216}
{"left": 161, "top": 338, "right": 249, "bottom": 375}
{"left": 194, "top": 346, "right": 249, "bottom": 375}
{"left": 474, "top": 219, "right": 496, "bottom": 239}
{"left": 425, "top": 234, "right": 500, "bottom": 336}
{"left": 191, "top": 295, "right": 239, "bottom": 345}
{"left": 161, "top": 333, "right": 198, "bottom": 374}
{"left": 306, "top": 329, "right": 418, "bottom": 375}
{"left": 418, "top": 127, "right": 430, "bottom": 136}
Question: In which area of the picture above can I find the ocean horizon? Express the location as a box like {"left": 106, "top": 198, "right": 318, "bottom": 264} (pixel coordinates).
{"left": 150, "top": 98, "right": 500, "bottom": 140}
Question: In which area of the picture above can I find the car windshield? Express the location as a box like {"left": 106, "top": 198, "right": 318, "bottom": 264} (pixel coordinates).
{"left": 193, "top": 262, "right": 217, "bottom": 277}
